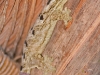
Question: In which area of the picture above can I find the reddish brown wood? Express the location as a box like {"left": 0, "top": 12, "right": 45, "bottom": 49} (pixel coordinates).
{"left": 43, "top": 0, "right": 100, "bottom": 75}
{"left": 0, "top": 0, "right": 46, "bottom": 62}
{"left": 0, "top": 1, "right": 46, "bottom": 74}
{"left": 0, "top": 0, "right": 100, "bottom": 75}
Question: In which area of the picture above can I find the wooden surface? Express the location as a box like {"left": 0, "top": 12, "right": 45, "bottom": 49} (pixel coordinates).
{"left": 0, "top": 0, "right": 46, "bottom": 63}
{"left": 0, "top": 0, "right": 100, "bottom": 75}
{"left": 43, "top": 0, "right": 100, "bottom": 75}
{"left": 0, "top": 0, "right": 46, "bottom": 74}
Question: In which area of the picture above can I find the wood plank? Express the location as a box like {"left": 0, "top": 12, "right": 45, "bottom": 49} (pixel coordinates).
{"left": 62, "top": 24, "right": 100, "bottom": 75}
{"left": 77, "top": 51, "right": 100, "bottom": 75}
{"left": 0, "top": 0, "right": 100, "bottom": 75}
{"left": 43, "top": 0, "right": 100, "bottom": 75}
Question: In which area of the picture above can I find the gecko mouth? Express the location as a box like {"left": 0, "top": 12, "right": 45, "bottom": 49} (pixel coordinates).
{"left": 21, "top": 0, "right": 72, "bottom": 75}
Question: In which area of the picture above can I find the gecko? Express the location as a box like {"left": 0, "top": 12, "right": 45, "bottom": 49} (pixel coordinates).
{"left": 22, "top": 0, "right": 71, "bottom": 75}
